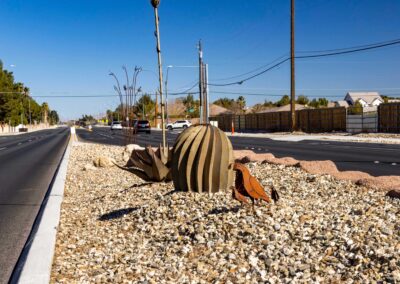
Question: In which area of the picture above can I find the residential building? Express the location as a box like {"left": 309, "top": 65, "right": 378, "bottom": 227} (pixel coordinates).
{"left": 344, "top": 92, "right": 383, "bottom": 108}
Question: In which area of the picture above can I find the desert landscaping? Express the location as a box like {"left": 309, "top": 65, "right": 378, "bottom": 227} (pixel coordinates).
{"left": 50, "top": 142, "right": 400, "bottom": 283}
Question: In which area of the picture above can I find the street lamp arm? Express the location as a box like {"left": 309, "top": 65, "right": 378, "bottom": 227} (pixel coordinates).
{"left": 109, "top": 72, "right": 123, "bottom": 94}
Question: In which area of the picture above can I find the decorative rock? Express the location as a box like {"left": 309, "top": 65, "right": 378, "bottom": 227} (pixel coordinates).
{"left": 386, "top": 189, "right": 400, "bottom": 199}
{"left": 93, "top": 156, "right": 114, "bottom": 167}
{"left": 83, "top": 163, "right": 97, "bottom": 171}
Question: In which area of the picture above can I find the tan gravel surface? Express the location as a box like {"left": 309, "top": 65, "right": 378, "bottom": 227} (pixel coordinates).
{"left": 51, "top": 143, "right": 400, "bottom": 283}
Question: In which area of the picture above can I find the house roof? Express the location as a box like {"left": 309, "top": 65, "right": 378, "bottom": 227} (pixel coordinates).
{"left": 209, "top": 104, "right": 232, "bottom": 116}
{"left": 336, "top": 100, "right": 349, "bottom": 107}
{"left": 345, "top": 92, "right": 383, "bottom": 104}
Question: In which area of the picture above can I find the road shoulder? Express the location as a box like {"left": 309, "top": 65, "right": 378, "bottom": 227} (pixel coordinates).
{"left": 12, "top": 141, "right": 72, "bottom": 284}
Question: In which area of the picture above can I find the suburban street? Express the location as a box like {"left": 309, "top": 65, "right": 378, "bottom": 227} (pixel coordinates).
{"left": 77, "top": 126, "right": 400, "bottom": 177}
{"left": 0, "top": 127, "right": 69, "bottom": 283}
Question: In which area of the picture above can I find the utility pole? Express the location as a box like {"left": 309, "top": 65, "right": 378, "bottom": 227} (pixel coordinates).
{"left": 290, "top": 0, "right": 296, "bottom": 131}
{"left": 151, "top": 0, "right": 166, "bottom": 151}
{"left": 198, "top": 40, "right": 204, "bottom": 123}
{"left": 155, "top": 90, "right": 159, "bottom": 126}
{"left": 205, "top": 63, "right": 209, "bottom": 123}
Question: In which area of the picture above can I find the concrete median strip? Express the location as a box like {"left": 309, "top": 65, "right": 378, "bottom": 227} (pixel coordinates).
{"left": 13, "top": 142, "right": 71, "bottom": 284}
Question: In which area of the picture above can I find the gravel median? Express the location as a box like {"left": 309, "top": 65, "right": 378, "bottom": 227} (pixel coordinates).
{"left": 51, "top": 142, "right": 400, "bottom": 283}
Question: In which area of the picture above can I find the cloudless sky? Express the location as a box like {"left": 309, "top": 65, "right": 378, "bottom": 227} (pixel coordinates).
{"left": 0, "top": 0, "right": 399, "bottom": 119}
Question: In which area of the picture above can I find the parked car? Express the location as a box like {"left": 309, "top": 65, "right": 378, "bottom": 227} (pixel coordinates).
{"left": 134, "top": 120, "right": 151, "bottom": 134}
{"left": 110, "top": 121, "right": 123, "bottom": 130}
{"left": 166, "top": 120, "right": 191, "bottom": 130}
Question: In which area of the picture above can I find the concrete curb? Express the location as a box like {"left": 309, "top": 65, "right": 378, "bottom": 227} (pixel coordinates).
{"left": 15, "top": 142, "right": 72, "bottom": 284}
{"left": 225, "top": 132, "right": 400, "bottom": 144}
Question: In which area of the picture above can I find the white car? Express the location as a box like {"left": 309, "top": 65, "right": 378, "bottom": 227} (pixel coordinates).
{"left": 166, "top": 120, "right": 192, "bottom": 130}
{"left": 110, "top": 121, "right": 123, "bottom": 130}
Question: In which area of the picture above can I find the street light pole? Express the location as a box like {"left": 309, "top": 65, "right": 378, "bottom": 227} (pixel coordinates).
{"left": 151, "top": 0, "right": 166, "bottom": 151}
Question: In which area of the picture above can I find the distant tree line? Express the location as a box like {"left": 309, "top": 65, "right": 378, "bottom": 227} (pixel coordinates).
{"left": 0, "top": 60, "right": 59, "bottom": 126}
{"left": 214, "top": 94, "right": 330, "bottom": 114}
{"left": 104, "top": 93, "right": 203, "bottom": 122}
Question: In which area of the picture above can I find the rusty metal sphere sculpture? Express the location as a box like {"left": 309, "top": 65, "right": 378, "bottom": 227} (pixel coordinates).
{"left": 171, "top": 125, "right": 234, "bottom": 193}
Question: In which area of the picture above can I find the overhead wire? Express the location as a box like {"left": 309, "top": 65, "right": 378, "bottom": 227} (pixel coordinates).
{"left": 207, "top": 37, "right": 400, "bottom": 87}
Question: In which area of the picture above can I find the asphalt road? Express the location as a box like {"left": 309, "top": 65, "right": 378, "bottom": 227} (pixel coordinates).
{"left": 0, "top": 127, "right": 69, "bottom": 284}
{"left": 77, "top": 126, "right": 400, "bottom": 177}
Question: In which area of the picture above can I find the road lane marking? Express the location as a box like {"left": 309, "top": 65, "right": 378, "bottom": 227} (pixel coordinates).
{"left": 0, "top": 147, "right": 6, "bottom": 151}
{"left": 18, "top": 142, "right": 22, "bottom": 145}
{"left": 374, "top": 161, "right": 380, "bottom": 164}
{"left": 392, "top": 163, "right": 397, "bottom": 166}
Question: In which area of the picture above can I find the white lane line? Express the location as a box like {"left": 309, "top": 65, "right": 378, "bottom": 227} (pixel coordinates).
{"left": 98, "top": 133, "right": 114, "bottom": 139}
{"left": 18, "top": 142, "right": 22, "bottom": 145}
{"left": 0, "top": 147, "right": 6, "bottom": 151}
{"left": 392, "top": 163, "right": 397, "bottom": 166}
{"left": 374, "top": 161, "right": 380, "bottom": 164}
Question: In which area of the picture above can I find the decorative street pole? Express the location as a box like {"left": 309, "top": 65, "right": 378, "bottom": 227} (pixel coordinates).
{"left": 150, "top": 0, "right": 166, "bottom": 151}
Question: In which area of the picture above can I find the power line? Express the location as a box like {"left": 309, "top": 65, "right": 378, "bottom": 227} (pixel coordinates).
{"left": 297, "top": 38, "right": 400, "bottom": 54}
{"left": 296, "top": 39, "right": 400, "bottom": 59}
{"left": 168, "top": 82, "right": 199, "bottom": 95}
{"left": 211, "top": 53, "right": 289, "bottom": 82}
{"left": 210, "top": 91, "right": 400, "bottom": 98}
{"left": 207, "top": 37, "right": 400, "bottom": 87}
{"left": 208, "top": 57, "right": 290, "bottom": 86}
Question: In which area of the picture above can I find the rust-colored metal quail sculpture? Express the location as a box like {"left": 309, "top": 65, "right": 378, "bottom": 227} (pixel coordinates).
{"left": 232, "top": 162, "right": 273, "bottom": 206}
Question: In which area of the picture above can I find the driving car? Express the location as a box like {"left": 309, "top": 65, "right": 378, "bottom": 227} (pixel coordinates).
{"left": 166, "top": 120, "right": 191, "bottom": 130}
{"left": 134, "top": 120, "right": 151, "bottom": 134}
{"left": 110, "top": 121, "right": 123, "bottom": 130}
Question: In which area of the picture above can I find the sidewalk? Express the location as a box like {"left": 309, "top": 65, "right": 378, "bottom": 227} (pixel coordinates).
{"left": 0, "top": 126, "right": 57, "bottom": 136}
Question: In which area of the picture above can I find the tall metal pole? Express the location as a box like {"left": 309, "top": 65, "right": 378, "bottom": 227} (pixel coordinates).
{"left": 151, "top": 0, "right": 166, "bottom": 150}
{"left": 205, "top": 63, "right": 209, "bottom": 123}
{"left": 290, "top": 0, "right": 296, "bottom": 131}
{"left": 165, "top": 66, "right": 171, "bottom": 124}
{"left": 198, "top": 40, "right": 203, "bottom": 123}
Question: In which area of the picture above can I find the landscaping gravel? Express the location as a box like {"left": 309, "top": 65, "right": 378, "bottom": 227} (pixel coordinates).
{"left": 51, "top": 142, "right": 400, "bottom": 283}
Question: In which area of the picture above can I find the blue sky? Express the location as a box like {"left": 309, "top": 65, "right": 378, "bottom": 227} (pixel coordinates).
{"left": 0, "top": 0, "right": 399, "bottom": 120}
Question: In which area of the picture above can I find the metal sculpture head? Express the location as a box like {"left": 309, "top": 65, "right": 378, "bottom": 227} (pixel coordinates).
{"left": 116, "top": 145, "right": 171, "bottom": 182}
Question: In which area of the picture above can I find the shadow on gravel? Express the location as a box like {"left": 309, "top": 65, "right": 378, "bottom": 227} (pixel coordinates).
{"left": 119, "top": 182, "right": 155, "bottom": 194}
{"left": 208, "top": 206, "right": 241, "bottom": 215}
{"left": 163, "top": 189, "right": 179, "bottom": 196}
{"left": 98, "top": 207, "right": 139, "bottom": 221}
